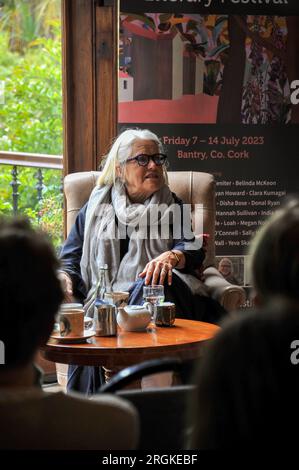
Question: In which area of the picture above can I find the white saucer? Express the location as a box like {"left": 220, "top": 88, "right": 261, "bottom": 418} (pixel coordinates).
{"left": 50, "top": 329, "right": 95, "bottom": 343}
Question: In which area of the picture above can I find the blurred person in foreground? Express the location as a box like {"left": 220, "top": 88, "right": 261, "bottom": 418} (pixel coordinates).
{"left": 250, "top": 197, "right": 299, "bottom": 305}
{"left": 0, "top": 218, "right": 138, "bottom": 450}
{"left": 189, "top": 197, "right": 299, "bottom": 449}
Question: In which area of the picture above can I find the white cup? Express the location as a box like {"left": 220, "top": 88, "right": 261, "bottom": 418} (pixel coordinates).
{"left": 104, "top": 291, "right": 129, "bottom": 308}
{"left": 58, "top": 307, "right": 84, "bottom": 337}
{"left": 60, "top": 303, "right": 83, "bottom": 311}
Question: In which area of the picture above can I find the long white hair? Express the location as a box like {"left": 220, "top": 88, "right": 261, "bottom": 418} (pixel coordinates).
{"left": 97, "top": 128, "right": 168, "bottom": 186}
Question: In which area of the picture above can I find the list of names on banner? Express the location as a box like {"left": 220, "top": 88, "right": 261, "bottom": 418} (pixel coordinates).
{"left": 215, "top": 179, "right": 286, "bottom": 252}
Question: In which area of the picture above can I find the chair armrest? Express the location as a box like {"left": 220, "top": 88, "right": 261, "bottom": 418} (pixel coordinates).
{"left": 203, "top": 266, "right": 246, "bottom": 312}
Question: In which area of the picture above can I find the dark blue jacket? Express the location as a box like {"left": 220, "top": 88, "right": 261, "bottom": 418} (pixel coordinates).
{"left": 60, "top": 193, "right": 205, "bottom": 300}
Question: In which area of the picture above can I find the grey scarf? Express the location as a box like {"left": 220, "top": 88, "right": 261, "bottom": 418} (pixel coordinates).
{"left": 81, "top": 181, "right": 175, "bottom": 316}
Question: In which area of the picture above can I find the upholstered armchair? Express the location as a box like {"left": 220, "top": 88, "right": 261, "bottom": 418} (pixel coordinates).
{"left": 63, "top": 171, "right": 245, "bottom": 311}
{"left": 54, "top": 171, "right": 245, "bottom": 388}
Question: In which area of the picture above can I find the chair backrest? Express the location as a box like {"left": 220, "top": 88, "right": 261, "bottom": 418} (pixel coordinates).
{"left": 64, "top": 171, "right": 216, "bottom": 266}
{"left": 97, "top": 358, "right": 195, "bottom": 449}
{"left": 116, "top": 385, "right": 195, "bottom": 450}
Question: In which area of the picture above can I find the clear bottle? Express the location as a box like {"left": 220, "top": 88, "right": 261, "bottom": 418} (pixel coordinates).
{"left": 94, "top": 264, "right": 116, "bottom": 336}
{"left": 95, "top": 264, "right": 109, "bottom": 302}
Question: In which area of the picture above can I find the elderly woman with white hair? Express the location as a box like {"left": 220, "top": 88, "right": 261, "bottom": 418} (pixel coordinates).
{"left": 59, "top": 128, "right": 225, "bottom": 393}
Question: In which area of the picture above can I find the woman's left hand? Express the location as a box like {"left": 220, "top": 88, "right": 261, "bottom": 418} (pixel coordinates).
{"left": 139, "top": 251, "right": 183, "bottom": 286}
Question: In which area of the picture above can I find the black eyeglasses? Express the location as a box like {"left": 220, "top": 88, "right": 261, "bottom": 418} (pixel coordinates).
{"left": 126, "top": 153, "right": 168, "bottom": 167}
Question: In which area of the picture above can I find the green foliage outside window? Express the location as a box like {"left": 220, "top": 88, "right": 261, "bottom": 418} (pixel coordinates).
{"left": 0, "top": 1, "right": 63, "bottom": 249}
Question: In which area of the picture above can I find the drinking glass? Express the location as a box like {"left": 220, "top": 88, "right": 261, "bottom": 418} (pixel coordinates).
{"left": 143, "top": 285, "right": 165, "bottom": 321}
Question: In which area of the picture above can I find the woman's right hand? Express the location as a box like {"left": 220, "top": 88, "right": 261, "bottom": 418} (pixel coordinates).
{"left": 57, "top": 271, "right": 74, "bottom": 302}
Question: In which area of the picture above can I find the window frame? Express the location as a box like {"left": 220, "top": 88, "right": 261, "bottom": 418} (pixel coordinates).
{"left": 62, "top": 0, "right": 117, "bottom": 174}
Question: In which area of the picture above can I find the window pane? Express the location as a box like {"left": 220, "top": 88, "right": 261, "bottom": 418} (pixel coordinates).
{"left": 0, "top": 0, "right": 62, "bottom": 154}
{"left": 0, "top": 0, "right": 63, "bottom": 250}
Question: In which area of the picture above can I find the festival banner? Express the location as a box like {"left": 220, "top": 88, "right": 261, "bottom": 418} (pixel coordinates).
{"left": 118, "top": 0, "right": 299, "bottom": 286}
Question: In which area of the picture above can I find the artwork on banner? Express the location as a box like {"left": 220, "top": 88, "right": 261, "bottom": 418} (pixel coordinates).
{"left": 119, "top": 14, "right": 298, "bottom": 124}
{"left": 119, "top": 14, "right": 228, "bottom": 124}
{"left": 118, "top": 8, "right": 299, "bottom": 278}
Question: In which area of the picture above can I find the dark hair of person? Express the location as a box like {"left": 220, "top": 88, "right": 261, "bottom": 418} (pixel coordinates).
{"left": 190, "top": 299, "right": 299, "bottom": 449}
{"left": 0, "top": 217, "right": 64, "bottom": 367}
{"left": 250, "top": 196, "right": 299, "bottom": 303}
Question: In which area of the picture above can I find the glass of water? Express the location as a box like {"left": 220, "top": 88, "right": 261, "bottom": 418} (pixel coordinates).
{"left": 143, "top": 284, "right": 165, "bottom": 321}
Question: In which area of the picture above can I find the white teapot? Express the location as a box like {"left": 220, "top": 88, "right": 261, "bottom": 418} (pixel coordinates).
{"left": 117, "top": 304, "right": 151, "bottom": 332}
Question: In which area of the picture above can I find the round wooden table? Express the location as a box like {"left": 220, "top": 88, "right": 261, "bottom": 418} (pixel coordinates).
{"left": 42, "top": 319, "right": 219, "bottom": 381}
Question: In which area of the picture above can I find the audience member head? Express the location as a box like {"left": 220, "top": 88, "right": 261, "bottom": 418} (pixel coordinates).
{"left": 0, "top": 217, "right": 63, "bottom": 370}
{"left": 190, "top": 299, "right": 299, "bottom": 448}
{"left": 250, "top": 196, "right": 299, "bottom": 305}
